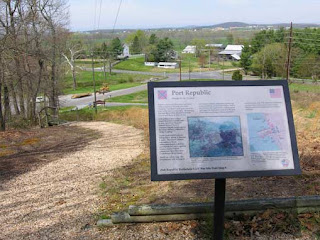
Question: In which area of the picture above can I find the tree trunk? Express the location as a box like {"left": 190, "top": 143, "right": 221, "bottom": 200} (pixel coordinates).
{"left": 4, "top": 84, "right": 10, "bottom": 124}
{"left": 8, "top": 82, "right": 20, "bottom": 115}
{"left": 103, "top": 59, "right": 107, "bottom": 83}
{"left": 49, "top": 31, "right": 58, "bottom": 115}
{"left": 72, "top": 65, "right": 77, "bottom": 90}
{"left": 14, "top": 57, "right": 26, "bottom": 117}
{"left": 0, "top": 81, "right": 5, "bottom": 131}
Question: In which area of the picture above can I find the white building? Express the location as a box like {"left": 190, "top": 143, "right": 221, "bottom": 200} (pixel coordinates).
{"left": 144, "top": 62, "right": 158, "bottom": 67}
{"left": 122, "top": 44, "right": 130, "bottom": 57}
{"left": 117, "top": 44, "right": 130, "bottom": 59}
{"left": 158, "top": 62, "right": 179, "bottom": 69}
{"left": 219, "top": 45, "right": 244, "bottom": 61}
{"left": 182, "top": 45, "right": 196, "bottom": 54}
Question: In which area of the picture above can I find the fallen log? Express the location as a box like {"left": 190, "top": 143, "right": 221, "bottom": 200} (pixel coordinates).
{"left": 97, "top": 195, "right": 320, "bottom": 226}
{"left": 128, "top": 195, "right": 320, "bottom": 216}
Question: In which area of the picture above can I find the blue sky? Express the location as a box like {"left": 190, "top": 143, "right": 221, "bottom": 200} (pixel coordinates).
{"left": 69, "top": 0, "right": 320, "bottom": 31}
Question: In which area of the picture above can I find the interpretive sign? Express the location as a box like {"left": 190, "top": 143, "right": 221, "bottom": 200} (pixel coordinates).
{"left": 148, "top": 80, "right": 301, "bottom": 181}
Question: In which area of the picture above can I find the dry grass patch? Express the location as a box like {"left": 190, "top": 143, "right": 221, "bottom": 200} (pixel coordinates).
{"left": 98, "top": 91, "right": 320, "bottom": 220}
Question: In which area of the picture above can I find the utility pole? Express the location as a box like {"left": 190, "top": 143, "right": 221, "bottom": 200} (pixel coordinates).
{"left": 91, "top": 53, "right": 97, "bottom": 114}
{"left": 208, "top": 50, "right": 211, "bottom": 70}
{"left": 179, "top": 59, "right": 182, "bottom": 81}
{"left": 189, "top": 59, "right": 191, "bottom": 81}
{"left": 286, "top": 22, "right": 293, "bottom": 83}
{"left": 103, "top": 56, "right": 107, "bottom": 83}
{"left": 222, "top": 57, "right": 225, "bottom": 80}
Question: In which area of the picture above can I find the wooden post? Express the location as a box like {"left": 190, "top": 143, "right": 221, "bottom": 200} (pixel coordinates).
{"left": 92, "top": 53, "right": 97, "bottom": 114}
{"left": 209, "top": 50, "right": 211, "bottom": 70}
{"left": 286, "top": 22, "right": 293, "bottom": 83}
{"left": 103, "top": 57, "right": 107, "bottom": 83}
{"left": 179, "top": 59, "right": 182, "bottom": 81}
{"left": 189, "top": 59, "right": 191, "bottom": 81}
{"left": 222, "top": 57, "right": 225, "bottom": 81}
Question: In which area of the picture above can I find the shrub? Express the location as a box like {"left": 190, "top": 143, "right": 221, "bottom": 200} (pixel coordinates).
{"left": 232, "top": 70, "right": 243, "bottom": 81}
{"left": 128, "top": 76, "right": 134, "bottom": 82}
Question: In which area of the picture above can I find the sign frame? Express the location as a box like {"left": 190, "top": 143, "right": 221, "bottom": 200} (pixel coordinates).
{"left": 148, "top": 80, "right": 301, "bottom": 181}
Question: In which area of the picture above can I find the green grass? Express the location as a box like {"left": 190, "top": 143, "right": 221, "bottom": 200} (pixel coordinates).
{"left": 104, "top": 82, "right": 319, "bottom": 104}
{"left": 113, "top": 55, "right": 236, "bottom": 73}
{"left": 62, "top": 70, "right": 153, "bottom": 95}
{"left": 107, "top": 90, "right": 148, "bottom": 103}
{"left": 113, "top": 57, "right": 152, "bottom": 72}
{"left": 289, "top": 83, "right": 320, "bottom": 93}
{"left": 59, "top": 106, "right": 76, "bottom": 113}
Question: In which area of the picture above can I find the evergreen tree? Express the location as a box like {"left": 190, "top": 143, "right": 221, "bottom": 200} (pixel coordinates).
{"left": 152, "top": 37, "right": 174, "bottom": 62}
{"left": 149, "top": 33, "right": 158, "bottom": 45}
{"left": 110, "top": 37, "right": 123, "bottom": 58}
{"left": 131, "top": 36, "right": 141, "bottom": 54}
{"left": 240, "top": 44, "right": 252, "bottom": 75}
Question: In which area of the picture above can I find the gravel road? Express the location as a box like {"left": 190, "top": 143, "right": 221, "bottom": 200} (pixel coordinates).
{"left": 0, "top": 122, "right": 144, "bottom": 240}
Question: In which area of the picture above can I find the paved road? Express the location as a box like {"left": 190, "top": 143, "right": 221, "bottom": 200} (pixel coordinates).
{"left": 59, "top": 68, "right": 235, "bottom": 109}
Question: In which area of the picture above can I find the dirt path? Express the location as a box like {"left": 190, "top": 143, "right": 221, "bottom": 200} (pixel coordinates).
{"left": 0, "top": 122, "right": 144, "bottom": 240}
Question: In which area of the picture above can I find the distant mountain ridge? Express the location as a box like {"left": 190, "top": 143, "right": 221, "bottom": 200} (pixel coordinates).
{"left": 198, "top": 22, "right": 320, "bottom": 29}
{"left": 83, "top": 22, "right": 320, "bottom": 33}
{"left": 204, "top": 22, "right": 250, "bottom": 28}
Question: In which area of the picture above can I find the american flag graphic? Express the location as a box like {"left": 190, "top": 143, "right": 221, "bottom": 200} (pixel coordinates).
{"left": 158, "top": 90, "right": 167, "bottom": 100}
{"left": 269, "top": 89, "right": 282, "bottom": 98}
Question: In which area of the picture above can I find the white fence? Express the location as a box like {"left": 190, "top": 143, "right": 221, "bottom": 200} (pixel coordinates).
{"left": 144, "top": 62, "right": 158, "bottom": 67}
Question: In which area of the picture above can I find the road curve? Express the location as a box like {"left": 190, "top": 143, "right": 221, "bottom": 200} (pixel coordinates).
{"left": 59, "top": 68, "right": 234, "bottom": 109}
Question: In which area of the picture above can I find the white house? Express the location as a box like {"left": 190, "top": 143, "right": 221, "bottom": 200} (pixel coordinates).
{"left": 117, "top": 44, "right": 130, "bottom": 59}
{"left": 122, "top": 44, "right": 130, "bottom": 57}
{"left": 182, "top": 45, "right": 196, "bottom": 54}
{"left": 219, "top": 45, "right": 244, "bottom": 61}
{"left": 158, "top": 62, "right": 179, "bottom": 69}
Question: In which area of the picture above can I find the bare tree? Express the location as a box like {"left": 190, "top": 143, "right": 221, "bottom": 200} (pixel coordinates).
{"left": 0, "top": 0, "right": 69, "bottom": 129}
{"left": 38, "top": 0, "right": 69, "bottom": 110}
{"left": 62, "top": 42, "right": 83, "bottom": 90}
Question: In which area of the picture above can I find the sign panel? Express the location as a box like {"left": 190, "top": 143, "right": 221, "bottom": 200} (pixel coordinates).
{"left": 148, "top": 81, "right": 301, "bottom": 181}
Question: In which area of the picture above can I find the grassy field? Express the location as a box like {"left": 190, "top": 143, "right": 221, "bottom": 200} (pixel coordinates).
{"left": 290, "top": 83, "right": 320, "bottom": 93}
{"left": 106, "top": 82, "right": 320, "bottom": 104}
{"left": 107, "top": 90, "right": 148, "bottom": 103}
{"left": 62, "top": 70, "right": 153, "bottom": 95}
{"left": 113, "top": 55, "right": 237, "bottom": 73}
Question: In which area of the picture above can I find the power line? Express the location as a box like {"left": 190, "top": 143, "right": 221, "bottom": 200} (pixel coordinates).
{"left": 97, "top": 0, "right": 103, "bottom": 29}
{"left": 93, "top": 0, "right": 98, "bottom": 30}
{"left": 291, "top": 42, "right": 320, "bottom": 46}
{"left": 289, "top": 37, "right": 320, "bottom": 42}
{"left": 293, "top": 31, "right": 320, "bottom": 36}
{"left": 112, "top": 0, "right": 123, "bottom": 34}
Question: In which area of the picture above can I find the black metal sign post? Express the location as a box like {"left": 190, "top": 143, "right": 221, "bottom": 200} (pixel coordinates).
{"left": 214, "top": 178, "right": 226, "bottom": 240}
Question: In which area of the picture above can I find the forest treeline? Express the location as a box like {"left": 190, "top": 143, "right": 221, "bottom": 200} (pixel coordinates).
{"left": 240, "top": 28, "right": 320, "bottom": 79}
{"left": 0, "top": 0, "right": 69, "bottom": 131}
